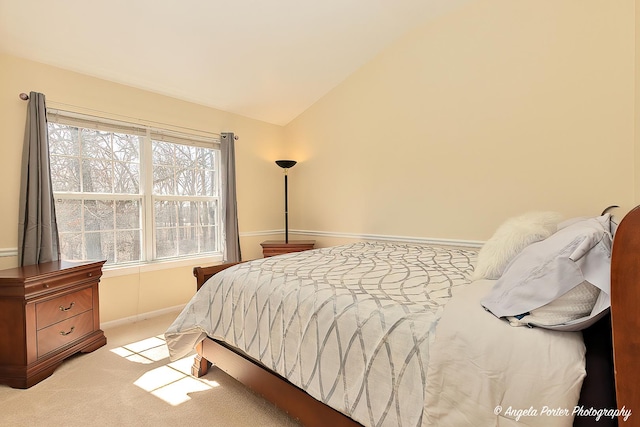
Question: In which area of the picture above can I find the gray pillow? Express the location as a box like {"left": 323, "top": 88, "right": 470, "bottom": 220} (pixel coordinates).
{"left": 481, "top": 214, "right": 613, "bottom": 331}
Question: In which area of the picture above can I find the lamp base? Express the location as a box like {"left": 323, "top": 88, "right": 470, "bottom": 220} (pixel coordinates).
{"left": 260, "top": 240, "right": 315, "bottom": 258}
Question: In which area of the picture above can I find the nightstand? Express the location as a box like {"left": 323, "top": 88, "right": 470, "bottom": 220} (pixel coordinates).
{"left": 260, "top": 240, "right": 315, "bottom": 257}
{"left": 0, "top": 260, "right": 107, "bottom": 388}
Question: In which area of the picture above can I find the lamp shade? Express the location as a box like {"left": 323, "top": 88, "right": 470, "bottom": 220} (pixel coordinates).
{"left": 275, "top": 160, "right": 297, "bottom": 169}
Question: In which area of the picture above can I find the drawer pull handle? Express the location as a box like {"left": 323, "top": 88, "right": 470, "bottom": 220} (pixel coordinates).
{"left": 43, "top": 283, "right": 50, "bottom": 289}
{"left": 59, "top": 302, "right": 75, "bottom": 312}
{"left": 59, "top": 326, "right": 75, "bottom": 336}
{"left": 88, "top": 272, "right": 93, "bottom": 277}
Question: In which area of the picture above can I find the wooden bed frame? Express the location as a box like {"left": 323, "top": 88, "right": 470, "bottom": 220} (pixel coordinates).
{"left": 190, "top": 206, "right": 640, "bottom": 426}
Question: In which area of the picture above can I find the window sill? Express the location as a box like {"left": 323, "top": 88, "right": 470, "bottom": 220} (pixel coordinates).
{"left": 102, "top": 254, "right": 224, "bottom": 279}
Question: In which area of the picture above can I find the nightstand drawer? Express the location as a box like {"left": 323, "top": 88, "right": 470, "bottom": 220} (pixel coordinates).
{"left": 37, "top": 310, "right": 94, "bottom": 358}
{"left": 260, "top": 240, "right": 315, "bottom": 257}
{"left": 24, "top": 266, "right": 102, "bottom": 298}
{"left": 36, "top": 287, "right": 93, "bottom": 330}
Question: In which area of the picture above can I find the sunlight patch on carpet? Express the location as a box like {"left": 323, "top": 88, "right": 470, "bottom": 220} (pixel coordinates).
{"left": 112, "top": 334, "right": 218, "bottom": 405}
{"left": 111, "top": 336, "right": 168, "bottom": 364}
{"left": 134, "top": 359, "right": 220, "bottom": 406}
{"left": 152, "top": 376, "right": 216, "bottom": 405}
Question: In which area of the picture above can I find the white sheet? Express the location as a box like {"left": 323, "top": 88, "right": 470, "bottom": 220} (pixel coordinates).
{"left": 424, "top": 280, "right": 586, "bottom": 426}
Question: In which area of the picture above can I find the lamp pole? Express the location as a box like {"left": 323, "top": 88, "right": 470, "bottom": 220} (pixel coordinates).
{"left": 275, "top": 160, "right": 297, "bottom": 244}
{"left": 284, "top": 168, "right": 289, "bottom": 243}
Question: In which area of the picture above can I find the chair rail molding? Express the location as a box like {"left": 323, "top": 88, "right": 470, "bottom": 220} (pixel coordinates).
{"left": 0, "top": 248, "right": 18, "bottom": 258}
{"left": 241, "top": 229, "right": 483, "bottom": 249}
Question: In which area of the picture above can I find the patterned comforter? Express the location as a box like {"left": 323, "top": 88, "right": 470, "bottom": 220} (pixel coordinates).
{"left": 165, "top": 242, "right": 476, "bottom": 427}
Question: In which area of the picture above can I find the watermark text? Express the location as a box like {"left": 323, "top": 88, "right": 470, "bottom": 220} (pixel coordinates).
{"left": 493, "top": 405, "right": 632, "bottom": 422}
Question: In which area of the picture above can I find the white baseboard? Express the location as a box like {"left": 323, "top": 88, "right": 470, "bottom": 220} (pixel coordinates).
{"left": 0, "top": 248, "right": 18, "bottom": 258}
{"left": 288, "top": 229, "right": 484, "bottom": 248}
{"left": 101, "top": 304, "right": 184, "bottom": 330}
{"left": 240, "top": 229, "right": 483, "bottom": 248}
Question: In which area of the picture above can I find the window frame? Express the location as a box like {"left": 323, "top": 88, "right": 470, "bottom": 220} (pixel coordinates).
{"left": 47, "top": 109, "right": 224, "bottom": 270}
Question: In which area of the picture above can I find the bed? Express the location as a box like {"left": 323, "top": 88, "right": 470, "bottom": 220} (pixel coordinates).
{"left": 165, "top": 207, "right": 640, "bottom": 426}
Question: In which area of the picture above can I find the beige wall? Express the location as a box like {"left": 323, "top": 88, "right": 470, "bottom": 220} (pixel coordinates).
{"left": 1, "top": 0, "right": 638, "bottom": 323}
{"left": 0, "top": 54, "right": 286, "bottom": 322}
{"left": 285, "top": 0, "right": 637, "bottom": 244}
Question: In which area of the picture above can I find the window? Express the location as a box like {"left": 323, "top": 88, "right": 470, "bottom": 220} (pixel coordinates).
{"left": 151, "top": 141, "right": 219, "bottom": 258}
{"left": 47, "top": 111, "right": 222, "bottom": 266}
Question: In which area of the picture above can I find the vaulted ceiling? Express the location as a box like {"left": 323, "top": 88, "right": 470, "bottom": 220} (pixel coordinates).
{"left": 0, "top": 0, "right": 470, "bottom": 125}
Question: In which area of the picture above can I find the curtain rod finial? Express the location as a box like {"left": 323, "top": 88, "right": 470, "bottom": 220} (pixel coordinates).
{"left": 19, "top": 93, "right": 29, "bottom": 100}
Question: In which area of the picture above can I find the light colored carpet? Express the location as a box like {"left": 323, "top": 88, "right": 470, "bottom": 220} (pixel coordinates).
{"left": 0, "top": 312, "right": 301, "bottom": 427}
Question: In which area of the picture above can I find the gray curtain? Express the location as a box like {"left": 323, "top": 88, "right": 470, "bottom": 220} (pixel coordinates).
{"left": 221, "top": 132, "right": 241, "bottom": 262}
{"left": 18, "top": 92, "right": 60, "bottom": 266}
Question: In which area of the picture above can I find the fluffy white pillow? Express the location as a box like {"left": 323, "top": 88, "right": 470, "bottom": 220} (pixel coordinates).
{"left": 472, "top": 211, "right": 563, "bottom": 280}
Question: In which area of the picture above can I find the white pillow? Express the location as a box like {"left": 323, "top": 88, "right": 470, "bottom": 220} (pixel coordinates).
{"left": 472, "top": 211, "right": 563, "bottom": 280}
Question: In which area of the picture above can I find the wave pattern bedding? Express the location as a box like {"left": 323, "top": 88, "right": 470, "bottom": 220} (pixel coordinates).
{"left": 165, "top": 242, "right": 476, "bottom": 426}
{"left": 165, "top": 241, "right": 587, "bottom": 426}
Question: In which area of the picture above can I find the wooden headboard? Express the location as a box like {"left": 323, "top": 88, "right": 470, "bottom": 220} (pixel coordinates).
{"left": 193, "top": 262, "right": 240, "bottom": 291}
{"left": 610, "top": 205, "right": 640, "bottom": 419}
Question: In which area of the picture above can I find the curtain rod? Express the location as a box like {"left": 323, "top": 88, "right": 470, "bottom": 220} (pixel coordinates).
{"left": 18, "top": 92, "right": 237, "bottom": 140}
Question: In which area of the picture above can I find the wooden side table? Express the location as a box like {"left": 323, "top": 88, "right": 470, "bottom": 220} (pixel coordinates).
{"left": 0, "top": 260, "right": 107, "bottom": 388}
{"left": 260, "top": 240, "right": 315, "bottom": 257}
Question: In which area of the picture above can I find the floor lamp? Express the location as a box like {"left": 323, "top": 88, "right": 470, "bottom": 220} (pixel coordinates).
{"left": 275, "top": 160, "right": 297, "bottom": 243}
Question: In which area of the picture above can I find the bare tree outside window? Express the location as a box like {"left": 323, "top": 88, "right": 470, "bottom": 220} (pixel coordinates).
{"left": 47, "top": 117, "right": 221, "bottom": 266}
{"left": 152, "top": 140, "right": 219, "bottom": 259}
